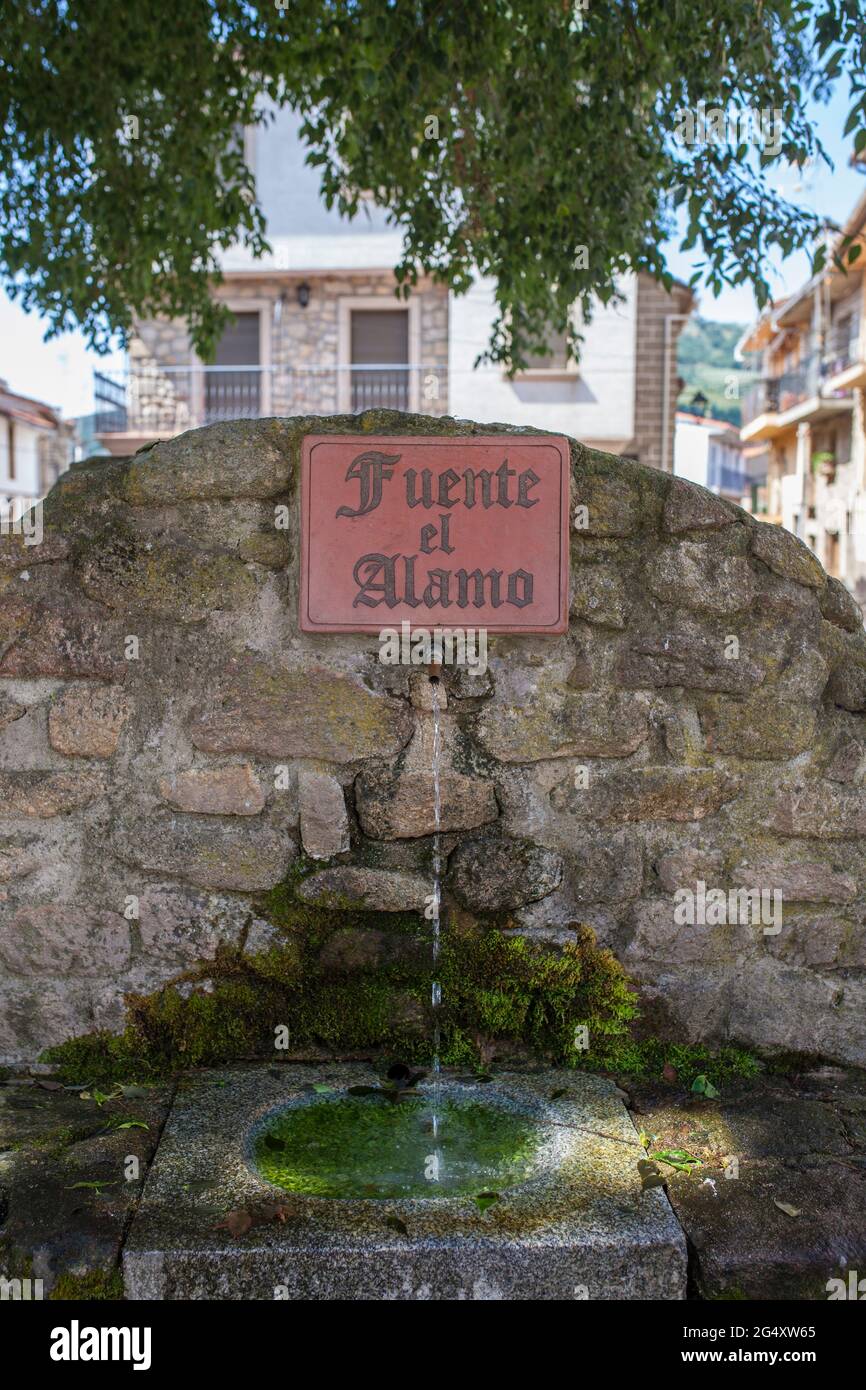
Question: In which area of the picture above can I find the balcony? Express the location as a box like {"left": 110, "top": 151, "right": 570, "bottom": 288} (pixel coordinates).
{"left": 822, "top": 320, "right": 866, "bottom": 392}
{"left": 740, "top": 355, "right": 854, "bottom": 442}
{"left": 94, "top": 363, "right": 449, "bottom": 449}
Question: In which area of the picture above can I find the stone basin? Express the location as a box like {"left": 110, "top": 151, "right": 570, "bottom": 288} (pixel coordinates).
{"left": 123, "top": 1065, "right": 687, "bottom": 1300}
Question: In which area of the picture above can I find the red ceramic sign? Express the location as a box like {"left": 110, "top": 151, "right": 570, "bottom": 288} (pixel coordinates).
{"left": 300, "top": 434, "right": 570, "bottom": 633}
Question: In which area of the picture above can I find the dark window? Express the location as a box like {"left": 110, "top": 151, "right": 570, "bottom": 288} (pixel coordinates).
{"left": 206, "top": 312, "right": 261, "bottom": 422}
{"left": 350, "top": 310, "right": 409, "bottom": 410}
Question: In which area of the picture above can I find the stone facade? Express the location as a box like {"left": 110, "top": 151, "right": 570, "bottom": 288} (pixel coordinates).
{"left": 627, "top": 274, "right": 694, "bottom": 472}
{"left": 126, "top": 273, "right": 450, "bottom": 434}
{"left": 2, "top": 412, "right": 866, "bottom": 1066}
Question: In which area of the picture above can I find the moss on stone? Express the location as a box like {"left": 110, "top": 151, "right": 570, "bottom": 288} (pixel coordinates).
{"left": 49, "top": 1268, "right": 124, "bottom": 1301}
{"left": 39, "top": 871, "right": 762, "bottom": 1087}
{"left": 42, "top": 873, "right": 639, "bottom": 1079}
{"left": 605, "top": 1039, "right": 762, "bottom": 1084}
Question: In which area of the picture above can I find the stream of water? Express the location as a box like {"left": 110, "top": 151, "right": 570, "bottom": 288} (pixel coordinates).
{"left": 429, "top": 675, "right": 443, "bottom": 1157}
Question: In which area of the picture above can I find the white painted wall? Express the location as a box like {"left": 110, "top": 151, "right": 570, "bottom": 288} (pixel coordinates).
{"left": 0, "top": 420, "right": 41, "bottom": 495}
{"left": 673, "top": 419, "right": 710, "bottom": 485}
{"left": 447, "top": 276, "right": 637, "bottom": 444}
{"left": 675, "top": 416, "right": 745, "bottom": 498}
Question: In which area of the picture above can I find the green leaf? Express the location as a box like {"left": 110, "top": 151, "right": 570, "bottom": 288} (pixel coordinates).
{"left": 691, "top": 1074, "right": 720, "bottom": 1099}
{"left": 474, "top": 1191, "right": 501, "bottom": 1213}
{"left": 650, "top": 1148, "right": 701, "bottom": 1173}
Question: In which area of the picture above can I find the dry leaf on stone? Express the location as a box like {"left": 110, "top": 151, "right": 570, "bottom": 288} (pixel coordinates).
{"left": 259, "top": 1202, "right": 299, "bottom": 1225}
{"left": 773, "top": 1199, "right": 801, "bottom": 1218}
{"left": 216, "top": 1209, "right": 253, "bottom": 1237}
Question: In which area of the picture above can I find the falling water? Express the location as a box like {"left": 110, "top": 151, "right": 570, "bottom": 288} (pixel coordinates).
{"left": 429, "top": 675, "right": 443, "bottom": 1147}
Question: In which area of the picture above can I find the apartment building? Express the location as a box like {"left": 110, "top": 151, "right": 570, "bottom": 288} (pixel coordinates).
{"left": 94, "top": 108, "right": 693, "bottom": 466}
{"left": 739, "top": 185, "right": 866, "bottom": 605}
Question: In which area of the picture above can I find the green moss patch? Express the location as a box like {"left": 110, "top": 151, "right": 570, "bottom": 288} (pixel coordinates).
{"left": 41, "top": 873, "right": 762, "bottom": 1087}
{"left": 49, "top": 1269, "right": 124, "bottom": 1301}
{"left": 42, "top": 875, "right": 639, "bottom": 1080}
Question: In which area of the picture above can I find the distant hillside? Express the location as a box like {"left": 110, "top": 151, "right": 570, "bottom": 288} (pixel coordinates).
{"left": 677, "top": 317, "right": 756, "bottom": 426}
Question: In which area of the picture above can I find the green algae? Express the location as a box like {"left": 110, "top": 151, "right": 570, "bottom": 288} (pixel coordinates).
{"left": 49, "top": 1268, "right": 124, "bottom": 1301}
{"left": 253, "top": 1092, "right": 540, "bottom": 1199}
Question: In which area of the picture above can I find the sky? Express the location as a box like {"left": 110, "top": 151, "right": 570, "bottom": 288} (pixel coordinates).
{"left": 664, "top": 83, "right": 866, "bottom": 324}
{"left": 1, "top": 81, "right": 864, "bottom": 421}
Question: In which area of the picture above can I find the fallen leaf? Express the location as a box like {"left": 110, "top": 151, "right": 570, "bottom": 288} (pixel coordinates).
{"left": 662, "top": 1063, "right": 678, "bottom": 1084}
{"left": 258, "top": 1202, "right": 299, "bottom": 1225}
{"left": 651, "top": 1148, "right": 701, "bottom": 1173}
{"left": 312, "top": 1083, "right": 334, "bottom": 1094}
{"left": 691, "top": 1073, "right": 720, "bottom": 1099}
{"left": 474, "top": 1191, "right": 500, "bottom": 1213}
{"left": 773, "top": 1200, "right": 801, "bottom": 1218}
{"left": 216, "top": 1209, "right": 253, "bottom": 1237}
{"left": 36, "top": 1079, "right": 64, "bottom": 1091}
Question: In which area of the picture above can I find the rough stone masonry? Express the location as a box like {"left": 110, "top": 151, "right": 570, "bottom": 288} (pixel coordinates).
{"left": 1, "top": 410, "right": 866, "bottom": 1066}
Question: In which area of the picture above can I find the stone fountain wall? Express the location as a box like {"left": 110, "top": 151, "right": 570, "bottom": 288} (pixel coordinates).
{"left": 2, "top": 412, "right": 866, "bottom": 1066}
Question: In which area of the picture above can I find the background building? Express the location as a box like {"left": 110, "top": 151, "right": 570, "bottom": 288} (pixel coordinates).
{"left": 739, "top": 187, "right": 866, "bottom": 603}
{"left": 674, "top": 410, "right": 747, "bottom": 501}
{"left": 0, "top": 379, "right": 74, "bottom": 513}
{"left": 95, "top": 109, "right": 694, "bottom": 469}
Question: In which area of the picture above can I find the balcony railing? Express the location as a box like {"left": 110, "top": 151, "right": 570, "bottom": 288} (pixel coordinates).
{"left": 94, "top": 363, "right": 448, "bottom": 435}
{"left": 741, "top": 378, "right": 780, "bottom": 426}
{"left": 740, "top": 356, "right": 828, "bottom": 428}
{"left": 741, "top": 334, "right": 863, "bottom": 430}
{"left": 822, "top": 321, "right": 861, "bottom": 378}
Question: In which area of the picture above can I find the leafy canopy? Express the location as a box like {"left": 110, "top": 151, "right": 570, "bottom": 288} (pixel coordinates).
{"left": 1, "top": 0, "right": 865, "bottom": 365}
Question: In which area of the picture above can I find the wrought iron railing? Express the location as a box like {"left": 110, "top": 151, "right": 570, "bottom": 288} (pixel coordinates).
{"left": 94, "top": 364, "right": 449, "bottom": 434}
{"left": 707, "top": 459, "right": 747, "bottom": 495}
